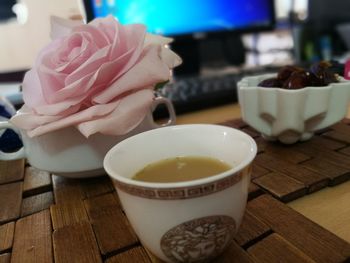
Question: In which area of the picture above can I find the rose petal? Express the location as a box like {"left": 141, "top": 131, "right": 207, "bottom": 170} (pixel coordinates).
{"left": 50, "top": 16, "right": 83, "bottom": 40}
{"left": 23, "top": 39, "right": 64, "bottom": 108}
{"left": 77, "top": 89, "right": 154, "bottom": 137}
{"left": 22, "top": 69, "right": 46, "bottom": 109}
{"left": 90, "top": 15, "right": 119, "bottom": 43}
{"left": 23, "top": 100, "right": 121, "bottom": 137}
{"left": 22, "top": 89, "right": 153, "bottom": 138}
{"left": 72, "top": 23, "right": 110, "bottom": 48}
{"left": 144, "top": 34, "right": 181, "bottom": 68}
{"left": 88, "top": 47, "right": 140, "bottom": 89}
{"left": 93, "top": 45, "right": 170, "bottom": 104}
{"left": 54, "top": 33, "right": 99, "bottom": 74}
{"left": 65, "top": 45, "right": 110, "bottom": 85}
{"left": 33, "top": 75, "right": 96, "bottom": 115}
{"left": 110, "top": 23, "right": 146, "bottom": 61}
{"left": 10, "top": 105, "right": 61, "bottom": 130}
{"left": 48, "top": 72, "right": 95, "bottom": 105}
{"left": 37, "top": 62, "right": 67, "bottom": 102}
{"left": 144, "top": 33, "right": 173, "bottom": 46}
{"left": 34, "top": 91, "right": 85, "bottom": 115}
{"left": 159, "top": 47, "right": 182, "bottom": 69}
{"left": 66, "top": 21, "right": 146, "bottom": 87}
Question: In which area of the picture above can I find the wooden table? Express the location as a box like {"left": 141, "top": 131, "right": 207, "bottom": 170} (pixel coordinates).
{"left": 1, "top": 116, "right": 350, "bottom": 262}
{"left": 177, "top": 103, "right": 350, "bottom": 244}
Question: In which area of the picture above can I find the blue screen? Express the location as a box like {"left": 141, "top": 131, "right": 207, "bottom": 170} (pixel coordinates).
{"left": 91, "top": 0, "right": 273, "bottom": 36}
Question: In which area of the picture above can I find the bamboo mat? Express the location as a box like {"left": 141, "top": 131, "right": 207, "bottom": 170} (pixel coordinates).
{"left": 1, "top": 119, "right": 350, "bottom": 262}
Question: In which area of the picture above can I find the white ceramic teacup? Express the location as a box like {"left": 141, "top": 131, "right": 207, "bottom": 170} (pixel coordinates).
{"left": 104, "top": 124, "right": 257, "bottom": 263}
{"left": 0, "top": 97, "right": 175, "bottom": 178}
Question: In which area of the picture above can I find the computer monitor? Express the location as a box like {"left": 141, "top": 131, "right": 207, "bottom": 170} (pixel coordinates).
{"left": 83, "top": 0, "right": 275, "bottom": 74}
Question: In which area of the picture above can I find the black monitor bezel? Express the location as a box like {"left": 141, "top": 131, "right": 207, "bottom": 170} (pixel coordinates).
{"left": 82, "top": 0, "right": 276, "bottom": 40}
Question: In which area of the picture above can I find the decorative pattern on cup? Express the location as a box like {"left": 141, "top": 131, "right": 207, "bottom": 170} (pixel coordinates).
{"left": 160, "top": 215, "right": 236, "bottom": 262}
{"left": 112, "top": 165, "right": 251, "bottom": 200}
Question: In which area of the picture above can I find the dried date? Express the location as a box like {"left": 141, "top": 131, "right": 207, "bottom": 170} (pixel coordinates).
{"left": 258, "top": 61, "right": 339, "bottom": 89}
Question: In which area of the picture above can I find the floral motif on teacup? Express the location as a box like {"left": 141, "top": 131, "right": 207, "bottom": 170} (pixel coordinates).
{"left": 160, "top": 215, "right": 236, "bottom": 263}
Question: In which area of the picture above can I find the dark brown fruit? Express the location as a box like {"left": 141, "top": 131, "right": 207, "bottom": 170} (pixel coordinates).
{"left": 258, "top": 61, "right": 339, "bottom": 89}
{"left": 277, "top": 65, "right": 303, "bottom": 81}
{"left": 309, "top": 61, "right": 338, "bottom": 86}
{"left": 282, "top": 71, "right": 311, "bottom": 89}
{"left": 258, "top": 78, "right": 282, "bottom": 88}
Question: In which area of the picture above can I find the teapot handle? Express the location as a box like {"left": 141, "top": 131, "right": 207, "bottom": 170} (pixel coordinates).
{"left": 0, "top": 121, "right": 26, "bottom": 160}
{"left": 149, "top": 96, "right": 176, "bottom": 128}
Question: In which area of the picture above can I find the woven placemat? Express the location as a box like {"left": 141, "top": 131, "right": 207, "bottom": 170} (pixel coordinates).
{"left": 1, "top": 119, "right": 350, "bottom": 262}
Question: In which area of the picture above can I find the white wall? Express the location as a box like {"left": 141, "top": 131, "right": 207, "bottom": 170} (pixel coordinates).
{"left": 275, "top": 0, "right": 308, "bottom": 20}
{"left": 0, "top": 0, "right": 83, "bottom": 72}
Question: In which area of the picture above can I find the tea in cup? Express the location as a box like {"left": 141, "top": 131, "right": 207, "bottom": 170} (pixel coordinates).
{"left": 104, "top": 124, "right": 257, "bottom": 262}
{"left": 0, "top": 97, "right": 175, "bottom": 178}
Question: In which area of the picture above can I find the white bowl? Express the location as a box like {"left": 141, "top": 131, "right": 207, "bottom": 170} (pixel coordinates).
{"left": 238, "top": 73, "right": 350, "bottom": 144}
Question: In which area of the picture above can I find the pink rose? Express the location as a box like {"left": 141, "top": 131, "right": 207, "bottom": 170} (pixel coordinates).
{"left": 345, "top": 59, "right": 350, "bottom": 80}
{"left": 11, "top": 16, "right": 181, "bottom": 137}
